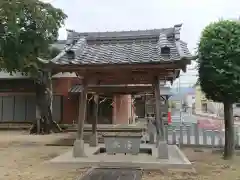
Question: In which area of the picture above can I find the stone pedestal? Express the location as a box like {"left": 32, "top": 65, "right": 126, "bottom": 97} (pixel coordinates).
{"left": 156, "top": 134, "right": 161, "bottom": 147}
{"left": 89, "top": 133, "right": 98, "bottom": 147}
{"left": 73, "top": 139, "right": 86, "bottom": 157}
{"left": 157, "top": 141, "right": 169, "bottom": 159}
{"left": 103, "top": 132, "right": 142, "bottom": 155}
{"left": 149, "top": 133, "right": 155, "bottom": 144}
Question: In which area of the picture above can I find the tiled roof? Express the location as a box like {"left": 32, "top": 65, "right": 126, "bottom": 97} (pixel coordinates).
{"left": 69, "top": 84, "right": 83, "bottom": 93}
{"left": 46, "top": 24, "right": 194, "bottom": 66}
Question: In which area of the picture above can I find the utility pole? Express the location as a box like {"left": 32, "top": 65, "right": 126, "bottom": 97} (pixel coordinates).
{"left": 179, "top": 76, "right": 183, "bottom": 123}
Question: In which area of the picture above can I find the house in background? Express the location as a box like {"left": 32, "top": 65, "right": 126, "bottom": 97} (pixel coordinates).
{"left": 195, "top": 85, "right": 240, "bottom": 117}
{"left": 169, "top": 87, "right": 195, "bottom": 110}
{"left": 195, "top": 85, "right": 223, "bottom": 116}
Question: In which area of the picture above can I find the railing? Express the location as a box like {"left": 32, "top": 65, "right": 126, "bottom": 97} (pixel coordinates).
{"left": 144, "top": 122, "right": 240, "bottom": 148}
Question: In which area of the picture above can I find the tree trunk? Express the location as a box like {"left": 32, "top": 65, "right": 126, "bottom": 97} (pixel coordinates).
{"left": 223, "top": 100, "right": 235, "bottom": 159}
{"left": 30, "top": 71, "right": 62, "bottom": 134}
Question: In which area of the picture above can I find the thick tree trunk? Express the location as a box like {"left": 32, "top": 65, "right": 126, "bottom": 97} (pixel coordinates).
{"left": 30, "top": 71, "right": 62, "bottom": 134}
{"left": 223, "top": 100, "right": 235, "bottom": 159}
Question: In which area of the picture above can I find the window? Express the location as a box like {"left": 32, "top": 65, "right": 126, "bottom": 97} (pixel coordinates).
{"left": 201, "top": 100, "right": 207, "bottom": 113}
{"left": 161, "top": 46, "right": 170, "bottom": 55}
{"left": 67, "top": 50, "right": 75, "bottom": 59}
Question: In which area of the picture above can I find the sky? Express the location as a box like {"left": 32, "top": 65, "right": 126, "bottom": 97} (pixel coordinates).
{"left": 47, "top": 0, "right": 239, "bottom": 87}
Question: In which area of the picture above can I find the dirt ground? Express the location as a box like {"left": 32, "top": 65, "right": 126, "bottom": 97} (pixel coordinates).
{"left": 0, "top": 131, "right": 240, "bottom": 180}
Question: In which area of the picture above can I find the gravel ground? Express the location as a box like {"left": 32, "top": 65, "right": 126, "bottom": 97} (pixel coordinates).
{"left": 0, "top": 131, "right": 86, "bottom": 180}
{"left": 0, "top": 131, "right": 240, "bottom": 180}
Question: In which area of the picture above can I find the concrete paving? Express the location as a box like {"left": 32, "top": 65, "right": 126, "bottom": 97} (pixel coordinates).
{"left": 49, "top": 143, "right": 192, "bottom": 170}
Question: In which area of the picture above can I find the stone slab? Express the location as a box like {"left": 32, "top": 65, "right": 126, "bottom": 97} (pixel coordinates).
{"left": 102, "top": 132, "right": 142, "bottom": 137}
{"left": 49, "top": 144, "right": 192, "bottom": 170}
{"left": 104, "top": 136, "right": 141, "bottom": 155}
{"left": 89, "top": 133, "right": 98, "bottom": 147}
{"left": 157, "top": 141, "right": 169, "bottom": 159}
{"left": 80, "top": 168, "right": 142, "bottom": 180}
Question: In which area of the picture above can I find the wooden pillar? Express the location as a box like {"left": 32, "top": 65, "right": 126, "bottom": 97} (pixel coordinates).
{"left": 112, "top": 95, "right": 117, "bottom": 124}
{"left": 89, "top": 94, "right": 99, "bottom": 147}
{"left": 77, "top": 85, "right": 87, "bottom": 140}
{"left": 154, "top": 78, "right": 169, "bottom": 159}
{"left": 154, "top": 77, "right": 165, "bottom": 142}
{"left": 73, "top": 81, "right": 87, "bottom": 157}
{"left": 144, "top": 94, "right": 147, "bottom": 118}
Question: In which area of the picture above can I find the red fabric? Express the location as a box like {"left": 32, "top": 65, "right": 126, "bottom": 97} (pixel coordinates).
{"left": 168, "top": 112, "right": 172, "bottom": 124}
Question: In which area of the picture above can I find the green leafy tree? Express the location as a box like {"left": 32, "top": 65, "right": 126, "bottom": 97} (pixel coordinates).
{"left": 197, "top": 20, "right": 240, "bottom": 159}
{"left": 0, "top": 0, "right": 67, "bottom": 134}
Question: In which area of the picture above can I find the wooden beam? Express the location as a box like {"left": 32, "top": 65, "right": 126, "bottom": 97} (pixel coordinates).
{"left": 89, "top": 94, "right": 99, "bottom": 147}
{"left": 87, "top": 68, "right": 174, "bottom": 75}
{"left": 86, "top": 85, "right": 153, "bottom": 94}
{"left": 154, "top": 77, "right": 165, "bottom": 142}
{"left": 85, "top": 71, "right": 174, "bottom": 79}
{"left": 51, "top": 61, "right": 188, "bottom": 72}
{"left": 93, "top": 95, "right": 99, "bottom": 134}
{"left": 86, "top": 76, "right": 173, "bottom": 85}
{"left": 144, "top": 94, "right": 147, "bottom": 118}
{"left": 80, "top": 69, "right": 176, "bottom": 85}
{"left": 88, "top": 79, "right": 152, "bottom": 85}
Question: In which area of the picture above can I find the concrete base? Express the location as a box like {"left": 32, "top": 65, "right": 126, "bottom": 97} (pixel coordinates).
{"left": 149, "top": 133, "right": 154, "bottom": 144}
{"left": 89, "top": 133, "right": 98, "bottom": 147}
{"left": 157, "top": 141, "right": 169, "bottom": 159}
{"left": 156, "top": 134, "right": 160, "bottom": 147}
{"left": 73, "top": 139, "right": 86, "bottom": 157}
{"left": 49, "top": 143, "right": 192, "bottom": 170}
